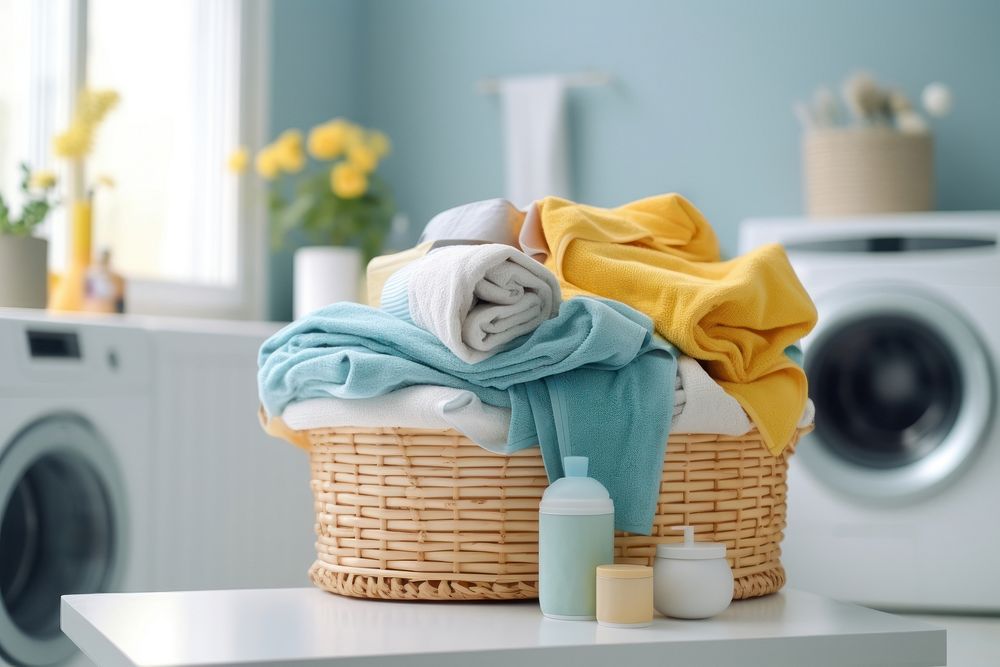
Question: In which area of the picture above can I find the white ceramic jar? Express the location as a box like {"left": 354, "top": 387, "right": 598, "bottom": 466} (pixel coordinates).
{"left": 653, "top": 525, "right": 733, "bottom": 619}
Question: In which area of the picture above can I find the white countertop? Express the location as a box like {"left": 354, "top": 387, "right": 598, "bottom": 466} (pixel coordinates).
{"left": 0, "top": 306, "right": 285, "bottom": 337}
{"left": 908, "top": 613, "right": 1000, "bottom": 666}
{"left": 60, "top": 587, "right": 945, "bottom": 667}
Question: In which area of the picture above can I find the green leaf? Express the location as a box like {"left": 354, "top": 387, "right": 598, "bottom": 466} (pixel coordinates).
{"left": 276, "top": 191, "right": 317, "bottom": 236}
{"left": 0, "top": 192, "right": 10, "bottom": 234}
{"left": 265, "top": 164, "right": 397, "bottom": 261}
{"left": 2, "top": 162, "right": 56, "bottom": 237}
{"left": 20, "top": 199, "right": 51, "bottom": 231}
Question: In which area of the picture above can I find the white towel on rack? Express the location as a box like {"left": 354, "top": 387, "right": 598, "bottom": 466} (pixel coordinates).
{"left": 499, "top": 75, "right": 571, "bottom": 208}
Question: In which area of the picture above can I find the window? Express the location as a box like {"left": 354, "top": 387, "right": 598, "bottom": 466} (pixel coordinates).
{"left": 0, "top": 0, "right": 268, "bottom": 319}
{"left": 0, "top": 0, "right": 74, "bottom": 231}
{"left": 0, "top": 2, "right": 31, "bottom": 202}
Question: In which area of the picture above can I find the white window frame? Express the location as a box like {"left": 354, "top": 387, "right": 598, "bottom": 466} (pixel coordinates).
{"left": 54, "top": 0, "right": 271, "bottom": 320}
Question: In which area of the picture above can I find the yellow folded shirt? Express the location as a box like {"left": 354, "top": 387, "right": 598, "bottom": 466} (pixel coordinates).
{"left": 535, "top": 194, "right": 817, "bottom": 455}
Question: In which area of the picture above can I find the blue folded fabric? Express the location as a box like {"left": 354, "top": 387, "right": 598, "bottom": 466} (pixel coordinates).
{"left": 258, "top": 297, "right": 678, "bottom": 534}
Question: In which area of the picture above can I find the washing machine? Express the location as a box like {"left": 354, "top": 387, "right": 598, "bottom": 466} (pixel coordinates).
{"left": 740, "top": 212, "right": 1000, "bottom": 613}
{"left": 0, "top": 311, "right": 313, "bottom": 666}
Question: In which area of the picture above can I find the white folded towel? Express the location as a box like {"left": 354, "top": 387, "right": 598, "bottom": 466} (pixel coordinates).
{"left": 419, "top": 198, "right": 524, "bottom": 246}
{"left": 281, "top": 386, "right": 512, "bottom": 452}
{"left": 279, "top": 356, "right": 814, "bottom": 452}
{"left": 381, "top": 243, "right": 561, "bottom": 363}
{"left": 671, "top": 356, "right": 814, "bottom": 434}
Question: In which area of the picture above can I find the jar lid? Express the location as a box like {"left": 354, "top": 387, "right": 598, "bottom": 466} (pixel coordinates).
{"left": 655, "top": 525, "right": 727, "bottom": 560}
{"left": 539, "top": 456, "right": 614, "bottom": 516}
{"left": 596, "top": 564, "right": 653, "bottom": 579}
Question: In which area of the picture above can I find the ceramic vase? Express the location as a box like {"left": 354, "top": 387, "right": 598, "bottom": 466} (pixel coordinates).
{"left": 48, "top": 199, "right": 93, "bottom": 312}
{"left": 293, "top": 246, "right": 363, "bottom": 319}
{"left": 0, "top": 236, "right": 48, "bottom": 308}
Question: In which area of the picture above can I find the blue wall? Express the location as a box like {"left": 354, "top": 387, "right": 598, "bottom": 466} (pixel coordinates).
{"left": 268, "top": 0, "right": 363, "bottom": 320}
{"left": 270, "top": 0, "right": 1000, "bottom": 318}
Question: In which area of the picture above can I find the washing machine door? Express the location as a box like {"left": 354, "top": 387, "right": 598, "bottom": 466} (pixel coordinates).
{"left": 803, "top": 286, "right": 994, "bottom": 501}
{"left": 0, "top": 415, "right": 127, "bottom": 666}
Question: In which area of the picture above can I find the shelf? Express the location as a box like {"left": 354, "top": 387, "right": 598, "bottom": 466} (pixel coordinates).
{"left": 61, "top": 587, "right": 945, "bottom": 667}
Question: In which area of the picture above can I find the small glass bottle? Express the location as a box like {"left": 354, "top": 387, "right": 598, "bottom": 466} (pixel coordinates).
{"left": 82, "top": 248, "right": 126, "bottom": 314}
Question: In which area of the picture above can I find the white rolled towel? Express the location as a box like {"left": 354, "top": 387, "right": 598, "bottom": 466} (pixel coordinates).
{"left": 381, "top": 243, "right": 561, "bottom": 363}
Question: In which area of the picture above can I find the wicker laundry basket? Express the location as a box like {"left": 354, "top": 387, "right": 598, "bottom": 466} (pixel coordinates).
{"left": 305, "top": 425, "right": 809, "bottom": 602}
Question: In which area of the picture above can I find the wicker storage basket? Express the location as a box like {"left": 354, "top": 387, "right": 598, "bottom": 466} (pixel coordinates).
{"left": 306, "top": 425, "right": 809, "bottom": 602}
{"left": 804, "top": 127, "right": 933, "bottom": 216}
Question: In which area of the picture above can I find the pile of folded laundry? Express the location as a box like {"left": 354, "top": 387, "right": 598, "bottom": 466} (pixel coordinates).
{"left": 258, "top": 194, "right": 817, "bottom": 535}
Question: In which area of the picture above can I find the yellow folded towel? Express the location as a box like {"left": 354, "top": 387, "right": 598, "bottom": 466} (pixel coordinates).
{"left": 534, "top": 194, "right": 817, "bottom": 455}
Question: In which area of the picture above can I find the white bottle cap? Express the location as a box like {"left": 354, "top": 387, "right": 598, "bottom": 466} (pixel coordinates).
{"left": 539, "top": 456, "right": 614, "bottom": 516}
{"left": 655, "top": 525, "right": 726, "bottom": 560}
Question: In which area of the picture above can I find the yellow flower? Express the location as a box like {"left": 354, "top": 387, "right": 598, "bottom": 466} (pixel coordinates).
{"left": 274, "top": 140, "right": 305, "bottom": 173}
{"left": 330, "top": 162, "right": 368, "bottom": 199}
{"left": 308, "top": 121, "right": 348, "bottom": 160}
{"left": 52, "top": 88, "right": 119, "bottom": 159}
{"left": 29, "top": 169, "right": 58, "bottom": 190}
{"left": 343, "top": 123, "right": 365, "bottom": 149}
{"left": 347, "top": 143, "right": 378, "bottom": 173}
{"left": 227, "top": 147, "right": 249, "bottom": 173}
{"left": 367, "top": 130, "right": 391, "bottom": 157}
{"left": 53, "top": 124, "right": 92, "bottom": 158}
{"left": 255, "top": 146, "right": 281, "bottom": 180}
{"left": 277, "top": 129, "right": 303, "bottom": 148}
{"left": 78, "top": 89, "right": 120, "bottom": 125}
{"left": 273, "top": 130, "right": 305, "bottom": 173}
{"left": 97, "top": 174, "right": 116, "bottom": 188}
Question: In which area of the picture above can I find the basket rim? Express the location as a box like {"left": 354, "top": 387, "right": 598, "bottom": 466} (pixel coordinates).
{"left": 311, "top": 560, "right": 535, "bottom": 583}
{"left": 305, "top": 425, "right": 813, "bottom": 442}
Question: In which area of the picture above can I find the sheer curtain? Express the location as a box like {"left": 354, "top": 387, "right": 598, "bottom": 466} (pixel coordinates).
{"left": 87, "top": 0, "right": 241, "bottom": 286}
{"left": 0, "top": 0, "right": 74, "bottom": 255}
{"left": 0, "top": 0, "right": 267, "bottom": 318}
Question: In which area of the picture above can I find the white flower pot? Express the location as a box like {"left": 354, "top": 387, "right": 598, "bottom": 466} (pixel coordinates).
{"left": 293, "top": 246, "right": 363, "bottom": 319}
{"left": 0, "top": 236, "right": 48, "bottom": 308}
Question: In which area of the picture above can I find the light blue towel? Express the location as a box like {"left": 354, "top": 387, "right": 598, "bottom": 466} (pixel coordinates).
{"left": 258, "top": 297, "right": 678, "bottom": 534}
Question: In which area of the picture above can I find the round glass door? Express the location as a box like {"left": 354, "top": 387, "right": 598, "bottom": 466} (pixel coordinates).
{"left": 802, "top": 288, "right": 994, "bottom": 501}
{"left": 809, "top": 315, "right": 963, "bottom": 469}
{"left": 0, "top": 415, "right": 126, "bottom": 666}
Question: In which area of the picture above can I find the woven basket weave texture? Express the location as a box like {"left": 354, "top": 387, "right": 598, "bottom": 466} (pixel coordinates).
{"left": 308, "top": 426, "right": 805, "bottom": 601}
{"left": 804, "top": 128, "right": 933, "bottom": 216}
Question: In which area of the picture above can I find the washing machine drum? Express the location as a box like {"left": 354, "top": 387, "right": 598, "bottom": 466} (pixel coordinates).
{"left": 804, "top": 288, "right": 994, "bottom": 500}
{"left": 0, "top": 415, "right": 126, "bottom": 666}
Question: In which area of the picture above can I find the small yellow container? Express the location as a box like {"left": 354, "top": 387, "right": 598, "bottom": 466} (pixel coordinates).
{"left": 595, "top": 564, "right": 654, "bottom": 628}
